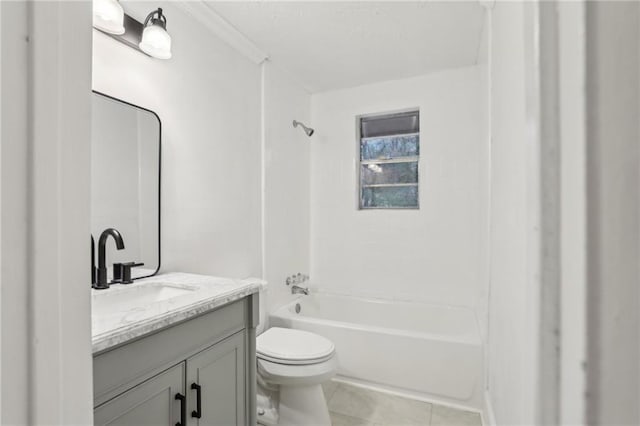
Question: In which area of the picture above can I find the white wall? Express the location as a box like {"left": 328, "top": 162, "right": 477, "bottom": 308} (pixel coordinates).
{"left": 92, "top": 2, "right": 316, "bottom": 324}
{"left": 310, "top": 66, "right": 488, "bottom": 309}
{"left": 0, "top": 4, "right": 3, "bottom": 421}
{"left": 584, "top": 2, "right": 640, "bottom": 423}
{"left": 558, "top": 2, "right": 588, "bottom": 422}
{"left": 262, "top": 62, "right": 311, "bottom": 317}
{"left": 1, "top": 2, "right": 29, "bottom": 421}
{"left": 93, "top": 2, "right": 262, "bottom": 279}
{"left": 486, "top": 2, "right": 536, "bottom": 424}
{"left": 2, "top": 1, "right": 94, "bottom": 423}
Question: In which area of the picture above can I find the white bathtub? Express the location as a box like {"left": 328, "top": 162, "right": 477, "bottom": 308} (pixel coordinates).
{"left": 270, "top": 293, "right": 484, "bottom": 409}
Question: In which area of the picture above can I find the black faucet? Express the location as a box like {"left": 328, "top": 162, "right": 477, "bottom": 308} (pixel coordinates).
{"left": 91, "top": 235, "right": 96, "bottom": 286}
{"left": 95, "top": 228, "right": 125, "bottom": 290}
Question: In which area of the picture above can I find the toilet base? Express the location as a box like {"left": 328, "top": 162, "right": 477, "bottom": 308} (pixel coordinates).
{"left": 279, "top": 384, "right": 331, "bottom": 426}
{"left": 257, "top": 383, "right": 331, "bottom": 426}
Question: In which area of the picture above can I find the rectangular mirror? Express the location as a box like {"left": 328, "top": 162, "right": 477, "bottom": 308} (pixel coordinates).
{"left": 91, "top": 91, "right": 161, "bottom": 281}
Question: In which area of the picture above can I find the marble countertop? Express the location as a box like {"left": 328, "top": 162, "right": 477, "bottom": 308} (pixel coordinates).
{"left": 92, "top": 272, "right": 266, "bottom": 354}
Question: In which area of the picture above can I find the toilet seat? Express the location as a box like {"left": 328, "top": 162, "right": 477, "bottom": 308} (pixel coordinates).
{"left": 258, "top": 355, "right": 338, "bottom": 386}
{"left": 257, "top": 327, "right": 335, "bottom": 365}
{"left": 258, "top": 351, "right": 334, "bottom": 365}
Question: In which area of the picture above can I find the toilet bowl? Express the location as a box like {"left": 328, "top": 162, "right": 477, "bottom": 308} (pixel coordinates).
{"left": 256, "top": 327, "right": 337, "bottom": 426}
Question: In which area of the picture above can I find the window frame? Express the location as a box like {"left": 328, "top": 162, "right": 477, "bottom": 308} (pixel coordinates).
{"left": 356, "top": 108, "right": 420, "bottom": 210}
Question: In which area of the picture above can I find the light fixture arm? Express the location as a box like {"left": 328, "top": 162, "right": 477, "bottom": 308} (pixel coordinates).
{"left": 143, "top": 8, "right": 167, "bottom": 30}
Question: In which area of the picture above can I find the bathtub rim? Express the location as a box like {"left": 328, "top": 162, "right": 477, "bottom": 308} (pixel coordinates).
{"left": 271, "top": 292, "right": 482, "bottom": 346}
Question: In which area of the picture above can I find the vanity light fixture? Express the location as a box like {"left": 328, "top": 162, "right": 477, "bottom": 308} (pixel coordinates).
{"left": 93, "top": 0, "right": 125, "bottom": 35}
{"left": 93, "top": 4, "right": 172, "bottom": 60}
{"left": 139, "top": 8, "right": 172, "bottom": 60}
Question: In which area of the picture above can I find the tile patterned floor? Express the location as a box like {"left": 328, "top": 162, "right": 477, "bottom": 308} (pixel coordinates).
{"left": 322, "top": 381, "right": 482, "bottom": 426}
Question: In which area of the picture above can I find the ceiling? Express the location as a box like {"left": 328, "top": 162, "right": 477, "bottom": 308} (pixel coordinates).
{"left": 207, "top": 1, "right": 486, "bottom": 93}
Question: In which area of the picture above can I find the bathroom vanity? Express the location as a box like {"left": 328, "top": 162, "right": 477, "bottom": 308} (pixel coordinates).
{"left": 89, "top": 92, "right": 266, "bottom": 424}
{"left": 92, "top": 273, "right": 264, "bottom": 426}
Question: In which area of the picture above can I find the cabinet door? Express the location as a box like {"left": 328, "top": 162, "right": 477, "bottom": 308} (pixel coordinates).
{"left": 94, "top": 363, "right": 185, "bottom": 426}
{"left": 186, "top": 331, "right": 246, "bottom": 426}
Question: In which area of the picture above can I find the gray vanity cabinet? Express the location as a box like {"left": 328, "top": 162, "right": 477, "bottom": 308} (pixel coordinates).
{"left": 93, "top": 295, "right": 259, "bottom": 426}
{"left": 94, "top": 363, "right": 185, "bottom": 426}
{"left": 186, "top": 331, "right": 246, "bottom": 426}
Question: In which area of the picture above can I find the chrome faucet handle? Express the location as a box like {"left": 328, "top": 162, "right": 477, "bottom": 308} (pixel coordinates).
{"left": 291, "top": 284, "right": 309, "bottom": 295}
{"left": 287, "top": 273, "right": 310, "bottom": 286}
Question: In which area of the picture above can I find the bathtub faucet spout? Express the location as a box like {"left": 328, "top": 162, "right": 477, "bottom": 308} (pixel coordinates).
{"left": 291, "top": 285, "right": 309, "bottom": 295}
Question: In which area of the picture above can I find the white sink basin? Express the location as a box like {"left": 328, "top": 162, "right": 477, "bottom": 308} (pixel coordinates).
{"left": 92, "top": 282, "right": 198, "bottom": 317}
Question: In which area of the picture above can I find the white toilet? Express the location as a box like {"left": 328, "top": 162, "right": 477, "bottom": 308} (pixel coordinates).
{"left": 256, "top": 327, "right": 338, "bottom": 426}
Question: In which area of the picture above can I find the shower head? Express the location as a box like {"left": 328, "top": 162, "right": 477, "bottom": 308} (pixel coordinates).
{"left": 293, "top": 120, "right": 314, "bottom": 137}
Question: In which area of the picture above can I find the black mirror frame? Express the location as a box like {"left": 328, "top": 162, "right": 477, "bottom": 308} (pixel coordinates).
{"left": 92, "top": 90, "right": 162, "bottom": 280}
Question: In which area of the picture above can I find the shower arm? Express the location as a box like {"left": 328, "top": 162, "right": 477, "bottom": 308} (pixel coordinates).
{"left": 292, "top": 120, "right": 315, "bottom": 137}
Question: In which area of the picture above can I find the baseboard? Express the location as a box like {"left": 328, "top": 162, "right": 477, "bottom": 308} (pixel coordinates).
{"left": 482, "top": 390, "right": 496, "bottom": 426}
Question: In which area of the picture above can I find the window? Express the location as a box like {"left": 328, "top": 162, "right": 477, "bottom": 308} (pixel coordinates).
{"left": 358, "top": 110, "right": 420, "bottom": 209}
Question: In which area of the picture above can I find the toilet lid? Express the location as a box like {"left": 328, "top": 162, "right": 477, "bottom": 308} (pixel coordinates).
{"left": 257, "top": 327, "right": 335, "bottom": 363}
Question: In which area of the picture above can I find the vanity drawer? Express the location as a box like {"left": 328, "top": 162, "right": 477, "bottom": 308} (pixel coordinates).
{"left": 93, "top": 299, "right": 246, "bottom": 407}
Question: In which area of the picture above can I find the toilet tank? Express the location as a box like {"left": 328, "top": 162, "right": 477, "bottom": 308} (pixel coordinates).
{"left": 238, "top": 277, "right": 268, "bottom": 335}
{"left": 257, "top": 287, "right": 269, "bottom": 335}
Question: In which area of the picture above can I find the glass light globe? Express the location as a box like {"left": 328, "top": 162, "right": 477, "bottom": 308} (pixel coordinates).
{"left": 93, "top": 0, "right": 125, "bottom": 35}
{"left": 139, "top": 24, "right": 172, "bottom": 60}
